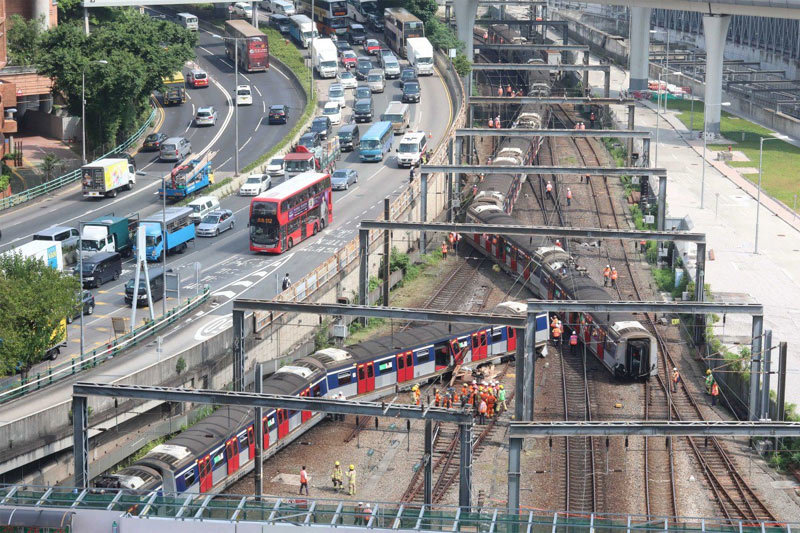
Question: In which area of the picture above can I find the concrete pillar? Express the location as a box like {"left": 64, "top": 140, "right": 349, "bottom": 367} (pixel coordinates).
{"left": 749, "top": 315, "right": 763, "bottom": 421}
{"left": 34, "top": 0, "right": 51, "bottom": 28}
{"left": 358, "top": 229, "right": 368, "bottom": 326}
{"left": 694, "top": 242, "right": 706, "bottom": 346}
{"left": 254, "top": 363, "right": 264, "bottom": 501}
{"left": 73, "top": 395, "right": 89, "bottom": 489}
{"left": 424, "top": 419, "right": 433, "bottom": 505}
{"left": 458, "top": 423, "right": 472, "bottom": 508}
{"left": 233, "top": 309, "right": 245, "bottom": 392}
{"left": 454, "top": 0, "right": 480, "bottom": 61}
{"left": 421, "top": 173, "right": 428, "bottom": 253}
{"left": 702, "top": 15, "right": 732, "bottom": 135}
{"left": 628, "top": 7, "right": 652, "bottom": 91}
{"left": 761, "top": 330, "right": 772, "bottom": 420}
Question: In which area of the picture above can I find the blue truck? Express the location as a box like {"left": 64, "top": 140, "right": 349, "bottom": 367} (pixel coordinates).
{"left": 136, "top": 207, "right": 195, "bottom": 261}
{"left": 158, "top": 158, "right": 214, "bottom": 200}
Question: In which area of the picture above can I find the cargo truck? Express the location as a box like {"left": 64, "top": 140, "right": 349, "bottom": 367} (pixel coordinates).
{"left": 405, "top": 37, "right": 433, "bottom": 76}
{"left": 161, "top": 72, "right": 187, "bottom": 105}
{"left": 158, "top": 157, "right": 214, "bottom": 200}
{"left": 1, "top": 240, "right": 64, "bottom": 270}
{"left": 312, "top": 38, "right": 339, "bottom": 78}
{"left": 283, "top": 139, "right": 339, "bottom": 176}
{"left": 81, "top": 157, "right": 137, "bottom": 198}
{"left": 289, "top": 14, "right": 317, "bottom": 48}
{"left": 80, "top": 213, "right": 139, "bottom": 259}
{"left": 137, "top": 207, "right": 195, "bottom": 261}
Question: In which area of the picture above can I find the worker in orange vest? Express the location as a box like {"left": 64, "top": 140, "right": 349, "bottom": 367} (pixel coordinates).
{"left": 441, "top": 241, "right": 448, "bottom": 260}
{"left": 671, "top": 368, "right": 681, "bottom": 393}
{"left": 506, "top": 84, "right": 513, "bottom": 96}
{"left": 486, "top": 393, "right": 496, "bottom": 418}
{"left": 299, "top": 466, "right": 310, "bottom": 495}
{"left": 569, "top": 332, "right": 578, "bottom": 355}
{"left": 711, "top": 381, "right": 720, "bottom": 406}
{"left": 552, "top": 323, "right": 562, "bottom": 345}
{"left": 610, "top": 267, "right": 618, "bottom": 288}
{"left": 603, "top": 265, "right": 611, "bottom": 287}
{"left": 434, "top": 389, "right": 441, "bottom": 407}
{"left": 495, "top": 115, "right": 501, "bottom": 129}
{"left": 488, "top": 117, "right": 494, "bottom": 128}
{"left": 497, "top": 86, "right": 503, "bottom": 97}
{"left": 639, "top": 239, "right": 647, "bottom": 253}
{"left": 566, "top": 187, "right": 573, "bottom": 206}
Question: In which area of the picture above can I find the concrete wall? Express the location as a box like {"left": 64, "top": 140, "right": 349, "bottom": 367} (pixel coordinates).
{"left": 0, "top": 50, "right": 466, "bottom": 482}
{"left": 21, "top": 109, "right": 80, "bottom": 141}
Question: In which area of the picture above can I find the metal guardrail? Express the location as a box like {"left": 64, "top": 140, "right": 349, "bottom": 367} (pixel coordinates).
{"left": 0, "top": 108, "right": 157, "bottom": 212}
{"left": 0, "top": 286, "right": 210, "bottom": 403}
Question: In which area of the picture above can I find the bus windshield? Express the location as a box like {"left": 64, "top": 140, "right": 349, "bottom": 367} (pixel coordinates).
{"left": 361, "top": 139, "right": 380, "bottom": 150}
{"left": 250, "top": 201, "right": 280, "bottom": 245}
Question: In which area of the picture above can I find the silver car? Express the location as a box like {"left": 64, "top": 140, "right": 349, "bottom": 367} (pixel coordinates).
{"left": 367, "top": 69, "right": 385, "bottom": 93}
{"left": 194, "top": 106, "right": 217, "bottom": 127}
{"left": 196, "top": 209, "right": 236, "bottom": 237}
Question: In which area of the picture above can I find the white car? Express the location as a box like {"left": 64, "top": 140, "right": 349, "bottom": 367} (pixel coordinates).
{"left": 265, "top": 157, "right": 285, "bottom": 176}
{"left": 337, "top": 69, "right": 357, "bottom": 89}
{"left": 239, "top": 173, "right": 272, "bottom": 196}
{"left": 322, "top": 102, "right": 342, "bottom": 125}
{"left": 236, "top": 84, "right": 253, "bottom": 105}
{"left": 232, "top": 2, "right": 253, "bottom": 17}
{"left": 327, "top": 83, "right": 346, "bottom": 108}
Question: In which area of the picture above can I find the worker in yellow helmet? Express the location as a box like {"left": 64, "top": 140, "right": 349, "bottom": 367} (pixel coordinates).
{"left": 331, "top": 461, "right": 343, "bottom": 492}
{"left": 347, "top": 464, "right": 357, "bottom": 495}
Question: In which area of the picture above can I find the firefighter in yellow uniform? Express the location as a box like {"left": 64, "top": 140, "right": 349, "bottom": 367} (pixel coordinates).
{"left": 331, "top": 461, "right": 343, "bottom": 492}
{"left": 347, "top": 464, "right": 357, "bottom": 495}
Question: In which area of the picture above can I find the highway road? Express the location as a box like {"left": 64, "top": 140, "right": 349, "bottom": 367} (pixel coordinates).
{"left": 0, "top": 24, "right": 454, "bottom": 429}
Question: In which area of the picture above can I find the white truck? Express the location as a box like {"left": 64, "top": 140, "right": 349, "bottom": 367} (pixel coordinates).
{"left": 81, "top": 157, "right": 136, "bottom": 198}
{"left": 406, "top": 37, "right": 434, "bottom": 76}
{"left": 312, "top": 38, "right": 339, "bottom": 78}
{"left": 1, "top": 240, "right": 64, "bottom": 271}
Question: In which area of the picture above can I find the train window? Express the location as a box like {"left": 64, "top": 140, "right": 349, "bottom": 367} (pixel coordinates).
{"left": 378, "top": 360, "right": 393, "bottom": 372}
{"left": 183, "top": 469, "right": 196, "bottom": 487}
{"left": 268, "top": 416, "right": 276, "bottom": 428}
{"left": 367, "top": 365, "right": 374, "bottom": 378}
{"left": 492, "top": 329, "right": 503, "bottom": 343}
{"left": 239, "top": 433, "right": 248, "bottom": 448}
{"left": 337, "top": 370, "right": 352, "bottom": 386}
{"left": 212, "top": 450, "right": 225, "bottom": 466}
{"left": 313, "top": 384, "right": 322, "bottom": 396}
{"left": 415, "top": 349, "right": 429, "bottom": 363}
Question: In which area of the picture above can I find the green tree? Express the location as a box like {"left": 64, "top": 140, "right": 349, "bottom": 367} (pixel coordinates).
{"left": 0, "top": 253, "right": 80, "bottom": 378}
{"left": 6, "top": 14, "right": 44, "bottom": 66}
{"left": 452, "top": 53, "right": 472, "bottom": 77}
{"left": 379, "top": 0, "right": 437, "bottom": 23}
{"left": 38, "top": 154, "right": 63, "bottom": 181}
{"left": 37, "top": 9, "right": 196, "bottom": 148}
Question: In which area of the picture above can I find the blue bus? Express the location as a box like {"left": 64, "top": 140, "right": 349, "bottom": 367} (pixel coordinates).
{"left": 359, "top": 121, "right": 393, "bottom": 162}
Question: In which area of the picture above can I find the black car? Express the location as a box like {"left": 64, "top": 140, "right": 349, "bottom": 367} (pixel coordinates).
{"left": 335, "top": 40, "right": 353, "bottom": 55}
{"left": 402, "top": 81, "right": 421, "bottom": 103}
{"left": 367, "top": 13, "right": 383, "bottom": 32}
{"left": 67, "top": 290, "right": 95, "bottom": 324}
{"left": 268, "top": 104, "right": 289, "bottom": 124}
{"left": 400, "top": 67, "right": 418, "bottom": 88}
{"left": 355, "top": 56, "right": 373, "bottom": 80}
{"left": 142, "top": 132, "right": 167, "bottom": 152}
{"left": 270, "top": 14, "right": 292, "bottom": 33}
{"left": 353, "top": 98, "right": 374, "bottom": 122}
{"left": 310, "top": 116, "right": 333, "bottom": 139}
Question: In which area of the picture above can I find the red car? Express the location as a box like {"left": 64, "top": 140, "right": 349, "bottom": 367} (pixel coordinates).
{"left": 187, "top": 68, "right": 209, "bottom": 88}
{"left": 364, "top": 39, "right": 381, "bottom": 55}
{"left": 341, "top": 50, "right": 357, "bottom": 69}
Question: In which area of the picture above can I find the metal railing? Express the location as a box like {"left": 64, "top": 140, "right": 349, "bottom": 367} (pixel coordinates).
{"left": 0, "top": 107, "right": 157, "bottom": 212}
{"left": 0, "top": 286, "right": 210, "bottom": 403}
{"left": 0, "top": 484, "right": 793, "bottom": 532}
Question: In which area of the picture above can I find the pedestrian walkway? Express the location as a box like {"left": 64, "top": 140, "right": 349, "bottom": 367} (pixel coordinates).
{"left": 580, "top": 53, "right": 800, "bottom": 406}
{"left": 7, "top": 135, "right": 81, "bottom": 194}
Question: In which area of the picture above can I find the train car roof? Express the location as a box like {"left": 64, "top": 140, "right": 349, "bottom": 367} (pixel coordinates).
{"left": 347, "top": 323, "right": 476, "bottom": 363}
{"left": 169, "top": 405, "right": 252, "bottom": 455}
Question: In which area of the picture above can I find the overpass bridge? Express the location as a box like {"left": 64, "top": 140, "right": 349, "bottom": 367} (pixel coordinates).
{"left": 453, "top": 0, "right": 800, "bottom": 133}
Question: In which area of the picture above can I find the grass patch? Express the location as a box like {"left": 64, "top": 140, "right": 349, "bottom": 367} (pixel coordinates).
{"left": 670, "top": 99, "right": 800, "bottom": 212}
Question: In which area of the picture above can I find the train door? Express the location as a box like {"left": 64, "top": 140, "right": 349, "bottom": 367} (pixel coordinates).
{"left": 583, "top": 316, "right": 592, "bottom": 343}
{"left": 366, "top": 362, "right": 375, "bottom": 391}
{"left": 449, "top": 339, "right": 462, "bottom": 366}
{"left": 471, "top": 331, "right": 487, "bottom": 360}
{"left": 507, "top": 327, "right": 517, "bottom": 352}
{"left": 405, "top": 351, "right": 414, "bottom": 381}
{"left": 198, "top": 455, "right": 213, "bottom": 492}
{"left": 226, "top": 438, "right": 240, "bottom": 475}
{"left": 357, "top": 363, "right": 368, "bottom": 394}
{"left": 277, "top": 409, "right": 289, "bottom": 439}
{"left": 523, "top": 264, "right": 530, "bottom": 280}
{"left": 626, "top": 339, "right": 650, "bottom": 378}
{"left": 546, "top": 277, "right": 555, "bottom": 300}
{"left": 395, "top": 353, "right": 405, "bottom": 383}
{"left": 247, "top": 426, "right": 255, "bottom": 459}
{"left": 301, "top": 388, "right": 312, "bottom": 422}
{"left": 595, "top": 329, "right": 605, "bottom": 361}
{"left": 510, "top": 249, "right": 517, "bottom": 271}
{"left": 263, "top": 416, "right": 270, "bottom": 449}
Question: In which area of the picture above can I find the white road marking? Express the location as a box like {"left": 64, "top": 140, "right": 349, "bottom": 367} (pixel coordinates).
{"left": 273, "top": 67, "right": 290, "bottom": 81}
{"left": 254, "top": 85, "right": 263, "bottom": 97}
{"left": 241, "top": 74, "right": 251, "bottom": 83}
{"left": 219, "top": 156, "right": 233, "bottom": 168}
{"left": 229, "top": 280, "right": 254, "bottom": 288}
{"left": 240, "top": 136, "right": 252, "bottom": 150}
{"left": 211, "top": 290, "right": 237, "bottom": 299}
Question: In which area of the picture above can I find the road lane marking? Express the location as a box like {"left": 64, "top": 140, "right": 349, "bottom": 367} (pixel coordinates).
{"left": 240, "top": 136, "right": 252, "bottom": 150}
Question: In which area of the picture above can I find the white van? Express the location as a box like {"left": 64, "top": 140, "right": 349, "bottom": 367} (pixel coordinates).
{"left": 396, "top": 131, "right": 428, "bottom": 167}
{"left": 382, "top": 101, "right": 409, "bottom": 134}
{"left": 187, "top": 196, "right": 221, "bottom": 224}
{"left": 263, "top": 0, "right": 296, "bottom": 16}
{"left": 177, "top": 12, "right": 199, "bottom": 31}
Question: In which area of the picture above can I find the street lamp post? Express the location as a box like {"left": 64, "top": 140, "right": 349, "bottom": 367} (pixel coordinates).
{"left": 700, "top": 101, "right": 730, "bottom": 209}
{"left": 161, "top": 176, "right": 167, "bottom": 316}
{"left": 212, "top": 34, "right": 242, "bottom": 175}
{"left": 755, "top": 136, "right": 778, "bottom": 254}
{"left": 78, "top": 223, "right": 85, "bottom": 359}
{"left": 81, "top": 60, "right": 108, "bottom": 165}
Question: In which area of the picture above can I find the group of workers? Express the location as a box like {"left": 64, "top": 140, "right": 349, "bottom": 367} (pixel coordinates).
{"left": 329, "top": 461, "right": 358, "bottom": 495}
{"left": 670, "top": 367, "right": 719, "bottom": 405}
{"left": 411, "top": 380, "right": 507, "bottom": 425}
{"left": 487, "top": 115, "right": 502, "bottom": 129}
{"left": 496, "top": 84, "right": 525, "bottom": 98}
{"left": 602, "top": 265, "right": 619, "bottom": 288}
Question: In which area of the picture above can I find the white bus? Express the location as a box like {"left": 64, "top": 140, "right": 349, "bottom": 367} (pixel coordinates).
{"left": 346, "top": 0, "right": 378, "bottom": 23}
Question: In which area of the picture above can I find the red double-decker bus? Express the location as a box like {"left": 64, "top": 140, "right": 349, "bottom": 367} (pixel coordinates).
{"left": 225, "top": 19, "right": 269, "bottom": 72}
{"left": 249, "top": 171, "right": 333, "bottom": 253}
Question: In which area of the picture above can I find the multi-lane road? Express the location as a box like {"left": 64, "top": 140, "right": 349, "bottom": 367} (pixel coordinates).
{"left": 0, "top": 18, "right": 453, "bottom": 429}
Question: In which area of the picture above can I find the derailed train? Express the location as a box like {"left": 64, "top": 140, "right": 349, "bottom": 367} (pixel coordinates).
{"left": 98, "top": 308, "right": 550, "bottom": 494}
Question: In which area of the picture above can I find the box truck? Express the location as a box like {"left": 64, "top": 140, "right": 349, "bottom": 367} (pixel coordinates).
{"left": 312, "top": 38, "right": 339, "bottom": 78}
{"left": 81, "top": 157, "right": 136, "bottom": 198}
{"left": 406, "top": 37, "right": 434, "bottom": 76}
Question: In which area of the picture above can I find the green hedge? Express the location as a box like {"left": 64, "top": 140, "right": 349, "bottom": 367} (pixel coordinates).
{"left": 241, "top": 28, "right": 317, "bottom": 174}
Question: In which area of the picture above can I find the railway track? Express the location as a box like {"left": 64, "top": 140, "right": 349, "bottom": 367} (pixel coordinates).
{"left": 552, "top": 104, "right": 773, "bottom": 522}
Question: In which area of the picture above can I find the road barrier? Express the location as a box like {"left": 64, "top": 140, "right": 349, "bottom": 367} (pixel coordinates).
{"left": 0, "top": 286, "right": 210, "bottom": 403}
{"left": 0, "top": 108, "right": 157, "bottom": 212}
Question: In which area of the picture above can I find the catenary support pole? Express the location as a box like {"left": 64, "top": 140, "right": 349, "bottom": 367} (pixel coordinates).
{"left": 603, "top": 66, "right": 611, "bottom": 98}
{"left": 761, "top": 330, "right": 772, "bottom": 420}
{"left": 458, "top": 423, "right": 472, "bottom": 508}
{"left": 254, "top": 363, "right": 264, "bottom": 500}
{"left": 383, "top": 198, "right": 391, "bottom": 307}
{"left": 424, "top": 419, "right": 433, "bottom": 505}
{"left": 627, "top": 104, "right": 635, "bottom": 166}
{"left": 358, "top": 229, "right": 368, "bottom": 326}
{"left": 694, "top": 242, "right": 706, "bottom": 346}
{"left": 73, "top": 395, "right": 89, "bottom": 488}
{"left": 514, "top": 327, "right": 526, "bottom": 422}
{"left": 657, "top": 175, "right": 667, "bottom": 231}
{"left": 583, "top": 52, "right": 590, "bottom": 96}
{"left": 777, "top": 342, "right": 788, "bottom": 422}
{"left": 508, "top": 437, "right": 522, "bottom": 516}
{"left": 233, "top": 309, "right": 245, "bottom": 392}
{"left": 524, "top": 316, "right": 535, "bottom": 420}
{"left": 421, "top": 173, "right": 428, "bottom": 253}
{"left": 447, "top": 139, "right": 454, "bottom": 222}
{"left": 749, "top": 315, "right": 764, "bottom": 421}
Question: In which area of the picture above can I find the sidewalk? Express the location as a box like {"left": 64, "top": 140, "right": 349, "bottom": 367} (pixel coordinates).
{"left": 7, "top": 135, "right": 81, "bottom": 194}
{"left": 584, "top": 58, "right": 800, "bottom": 405}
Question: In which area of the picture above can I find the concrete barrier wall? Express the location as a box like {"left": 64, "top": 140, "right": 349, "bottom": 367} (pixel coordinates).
{"left": 0, "top": 50, "right": 466, "bottom": 479}
{"left": 20, "top": 110, "right": 80, "bottom": 141}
